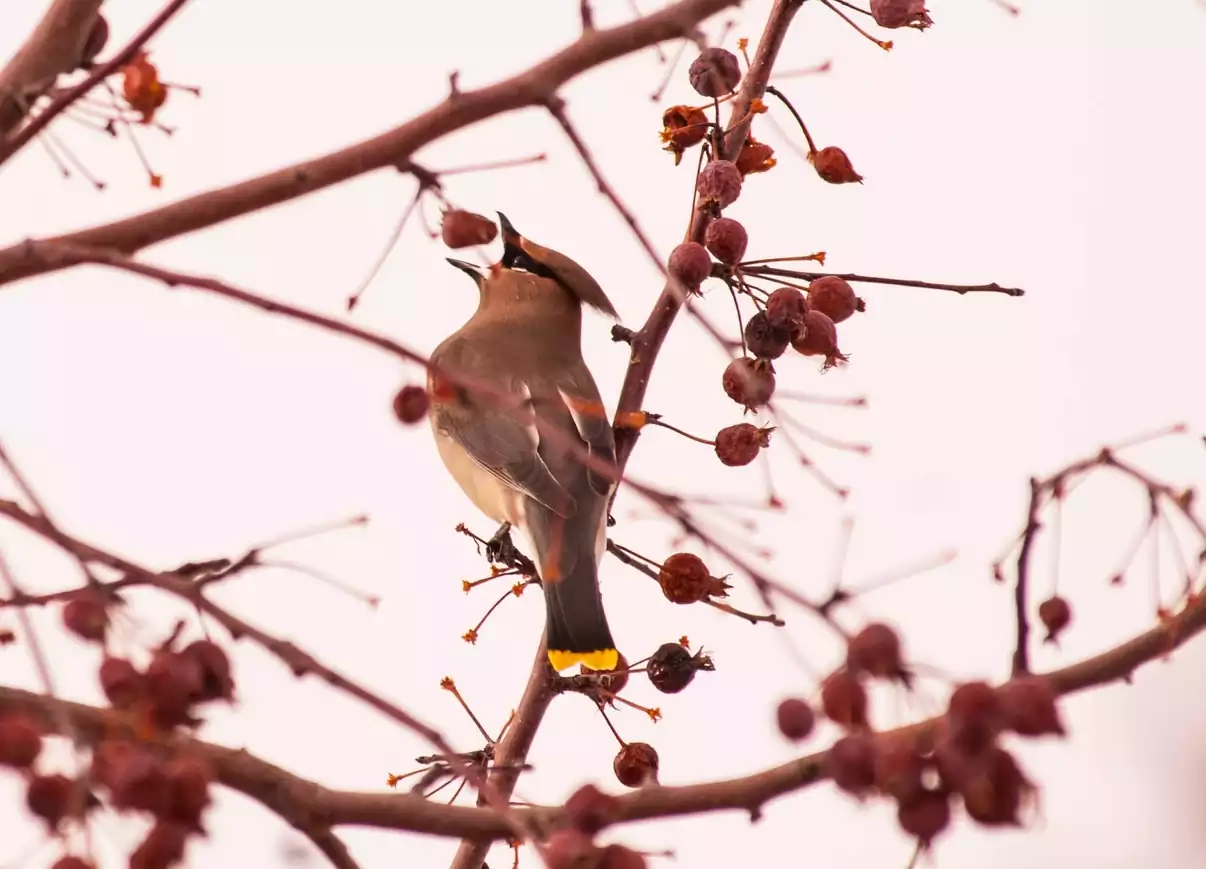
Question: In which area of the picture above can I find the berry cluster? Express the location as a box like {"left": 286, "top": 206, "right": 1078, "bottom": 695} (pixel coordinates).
{"left": 542, "top": 784, "right": 648, "bottom": 868}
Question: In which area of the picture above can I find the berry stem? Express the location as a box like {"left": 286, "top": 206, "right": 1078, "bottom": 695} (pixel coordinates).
{"left": 741, "top": 252, "right": 827, "bottom": 267}
{"left": 743, "top": 264, "right": 1026, "bottom": 297}
{"left": 646, "top": 416, "right": 716, "bottom": 446}
{"left": 764, "top": 85, "right": 817, "bottom": 154}
{"left": 820, "top": 0, "right": 894, "bottom": 50}
{"left": 596, "top": 704, "right": 628, "bottom": 747}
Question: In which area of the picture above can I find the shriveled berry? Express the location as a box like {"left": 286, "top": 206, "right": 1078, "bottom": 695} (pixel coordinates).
{"left": 715, "top": 423, "right": 773, "bottom": 468}
{"left": 704, "top": 217, "right": 748, "bottom": 265}
{"left": 661, "top": 105, "right": 710, "bottom": 164}
{"left": 959, "top": 745, "right": 1031, "bottom": 827}
{"left": 647, "top": 643, "right": 714, "bottom": 694}
{"left": 563, "top": 783, "right": 621, "bottom": 835}
{"left": 180, "top": 640, "right": 234, "bottom": 703}
{"left": 946, "top": 681, "right": 1003, "bottom": 754}
{"left": 775, "top": 697, "right": 816, "bottom": 742}
{"left": 52, "top": 857, "right": 95, "bottom": 869}
{"left": 613, "top": 742, "right": 659, "bottom": 788}
{"left": 735, "top": 136, "right": 776, "bottom": 176}
{"left": 744, "top": 311, "right": 790, "bottom": 359}
{"left": 544, "top": 828, "right": 600, "bottom": 869}
{"left": 871, "top": 0, "right": 934, "bottom": 29}
{"left": 1038, "top": 595, "right": 1072, "bottom": 642}
{"left": 765, "top": 287, "right": 808, "bottom": 333}
{"left": 874, "top": 733, "right": 927, "bottom": 803}
{"left": 826, "top": 733, "right": 877, "bottom": 797}
{"left": 162, "top": 755, "right": 212, "bottom": 826}
{"left": 696, "top": 160, "right": 743, "bottom": 209}
{"left": 791, "top": 310, "right": 848, "bottom": 368}
{"left": 0, "top": 713, "right": 42, "bottom": 768}
{"left": 846, "top": 622, "right": 904, "bottom": 680}
{"left": 392, "top": 384, "right": 430, "bottom": 425}
{"left": 440, "top": 209, "right": 497, "bottom": 249}
{"left": 821, "top": 668, "right": 868, "bottom": 729}
{"left": 658, "top": 553, "right": 725, "bottom": 604}
{"left": 997, "top": 676, "right": 1066, "bottom": 738}
{"left": 62, "top": 594, "right": 109, "bottom": 643}
{"left": 811, "top": 146, "right": 863, "bottom": 184}
{"left": 721, "top": 357, "right": 775, "bottom": 411}
{"left": 668, "top": 242, "right": 712, "bottom": 288}
{"left": 583, "top": 651, "right": 630, "bottom": 695}
{"left": 808, "top": 276, "right": 863, "bottom": 324}
{"left": 99, "top": 656, "right": 144, "bottom": 709}
{"left": 688, "top": 47, "right": 741, "bottom": 98}
{"left": 145, "top": 650, "right": 204, "bottom": 727}
{"left": 129, "top": 821, "right": 190, "bottom": 869}
{"left": 26, "top": 774, "right": 76, "bottom": 830}
{"left": 599, "top": 845, "right": 647, "bottom": 869}
{"left": 896, "top": 788, "right": 951, "bottom": 846}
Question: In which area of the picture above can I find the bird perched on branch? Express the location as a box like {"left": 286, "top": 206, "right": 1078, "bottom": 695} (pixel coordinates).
{"left": 429, "top": 213, "right": 620, "bottom": 672}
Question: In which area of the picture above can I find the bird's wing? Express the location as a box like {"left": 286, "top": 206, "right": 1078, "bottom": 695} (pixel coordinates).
{"left": 554, "top": 364, "right": 617, "bottom": 497}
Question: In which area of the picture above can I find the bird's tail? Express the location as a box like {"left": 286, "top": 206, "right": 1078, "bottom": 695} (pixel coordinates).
{"left": 525, "top": 498, "right": 617, "bottom": 672}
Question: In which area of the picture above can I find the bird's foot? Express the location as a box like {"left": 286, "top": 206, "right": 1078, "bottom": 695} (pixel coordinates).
{"left": 485, "top": 522, "right": 514, "bottom": 564}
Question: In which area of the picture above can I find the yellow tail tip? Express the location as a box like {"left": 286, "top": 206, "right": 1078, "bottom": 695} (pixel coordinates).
{"left": 548, "top": 648, "right": 619, "bottom": 672}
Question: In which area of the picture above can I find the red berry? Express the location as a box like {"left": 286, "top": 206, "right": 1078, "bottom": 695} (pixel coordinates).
{"left": 599, "top": 845, "right": 647, "bottom": 869}
{"left": 688, "top": 47, "right": 741, "bottom": 98}
{"left": 696, "top": 160, "right": 743, "bottom": 209}
{"left": 704, "top": 217, "right": 748, "bottom": 265}
{"left": 826, "top": 733, "right": 877, "bottom": 797}
{"left": 180, "top": 640, "right": 234, "bottom": 703}
{"left": 613, "top": 743, "right": 659, "bottom": 788}
{"left": 668, "top": 241, "right": 712, "bottom": 288}
{"left": 0, "top": 713, "right": 43, "bottom": 768}
{"left": 544, "top": 828, "right": 600, "bottom": 869}
{"left": 661, "top": 105, "right": 710, "bottom": 163}
{"left": 1038, "top": 595, "right": 1072, "bottom": 642}
{"left": 658, "top": 552, "right": 722, "bottom": 604}
{"left": 870, "top": 0, "right": 934, "bottom": 29}
{"left": 162, "top": 755, "right": 212, "bottom": 826}
{"left": 743, "top": 310, "right": 790, "bottom": 360}
{"left": 810, "top": 146, "right": 863, "bottom": 184}
{"left": 145, "top": 650, "right": 204, "bottom": 729}
{"left": 129, "top": 821, "right": 190, "bottom": 869}
{"left": 392, "top": 384, "right": 430, "bottom": 425}
{"left": 791, "top": 310, "right": 848, "bottom": 369}
{"left": 714, "top": 423, "right": 772, "bottom": 467}
{"left": 808, "top": 276, "right": 863, "bottom": 324}
{"left": 765, "top": 287, "right": 808, "bottom": 333}
{"left": 583, "top": 651, "right": 630, "bottom": 695}
{"left": 821, "top": 668, "right": 868, "bottom": 729}
{"left": 104, "top": 744, "right": 170, "bottom": 812}
{"left": 846, "top": 622, "right": 904, "bottom": 680}
{"left": 775, "top": 697, "right": 816, "bottom": 742}
{"left": 99, "top": 656, "right": 145, "bottom": 709}
{"left": 896, "top": 788, "right": 951, "bottom": 846}
{"left": 563, "top": 783, "right": 621, "bottom": 835}
{"left": 735, "top": 136, "right": 776, "bottom": 176}
{"left": 997, "top": 676, "right": 1066, "bottom": 738}
{"left": 721, "top": 357, "right": 775, "bottom": 411}
{"left": 440, "top": 209, "right": 497, "bottom": 249}
{"left": 874, "top": 733, "right": 927, "bottom": 804}
{"left": 62, "top": 594, "right": 109, "bottom": 643}
{"left": 26, "top": 774, "right": 76, "bottom": 830}
{"left": 946, "top": 681, "right": 1003, "bottom": 754}
{"left": 958, "top": 745, "right": 1032, "bottom": 827}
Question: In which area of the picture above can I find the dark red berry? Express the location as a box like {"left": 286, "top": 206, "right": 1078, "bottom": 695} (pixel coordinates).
{"left": 714, "top": 423, "right": 773, "bottom": 467}
{"left": 613, "top": 743, "right": 659, "bottom": 788}
{"left": 647, "top": 643, "right": 714, "bottom": 694}
{"left": 658, "top": 553, "right": 726, "bottom": 604}
{"left": 27, "top": 774, "right": 76, "bottom": 830}
{"left": 0, "top": 713, "right": 42, "bottom": 768}
{"left": 997, "top": 676, "right": 1066, "bottom": 738}
{"left": 392, "top": 384, "right": 430, "bottom": 425}
{"left": 791, "top": 309, "right": 848, "bottom": 369}
{"left": 808, "top": 276, "right": 863, "bottom": 324}
{"left": 583, "top": 651, "right": 630, "bottom": 695}
{"left": 775, "top": 697, "right": 816, "bottom": 742}
{"left": 765, "top": 287, "right": 808, "bottom": 333}
{"left": 696, "top": 160, "right": 743, "bottom": 209}
{"left": 99, "top": 656, "right": 144, "bottom": 710}
{"left": 104, "top": 743, "right": 170, "bottom": 813}
{"left": 180, "top": 640, "right": 234, "bottom": 703}
{"left": 846, "top": 622, "right": 904, "bottom": 680}
{"left": 826, "top": 733, "right": 877, "bottom": 797}
{"left": 721, "top": 357, "right": 775, "bottom": 411}
{"left": 946, "top": 681, "right": 1003, "bottom": 754}
{"left": 145, "top": 650, "right": 204, "bottom": 728}
{"left": 62, "top": 594, "right": 109, "bottom": 643}
{"left": 162, "top": 755, "right": 212, "bottom": 826}
{"left": 440, "top": 209, "right": 497, "bottom": 249}
{"left": 704, "top": 217, "right": 748, "bottom": 265}
{"left": 811, "top": 146, "right": 863, "bottom": 184}
{"left": 563, "top": 783, "right": 621, "bottom": 835}
{"left": 874, "top": 733, "right": 927, "bottom": 804}
{"left": 599, "top": 844, "right": 648, "bottom": 869}
{"left": 743, "top": 311, "right": 790, "bottom": 359}
{"left": 688, "top": 47, "right": 741, "bottom": 98}
{"left": 544, "top": 828, "right": 600, "bottom": 869}
{"left": 821, "top": 668, "right": 868, "bottom": 729}
{"left": 896, "top": 788, "right": 951, "bottom": 846}
{"left": 871, "top": 0, "right": 934, "bottom": 30}
{"left": 129, "top": 821, "right": 190, "bottom": 869}
{"left": 958, "top": 745, "right": 1031, "bottom": 827}
{"left": 668, "top": 241, "right": 712, "bottom": 288}
{"left": 1038, "top": 595, "right": 1072, "bottom": 642}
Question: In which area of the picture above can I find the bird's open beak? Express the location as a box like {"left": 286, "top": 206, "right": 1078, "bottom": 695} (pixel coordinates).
{"left": 445, "top": 258, "right": 482, "bottom": 280}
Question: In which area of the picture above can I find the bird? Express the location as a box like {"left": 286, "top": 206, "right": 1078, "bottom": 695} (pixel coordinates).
{"left": 427, "top": 212, "right": 621, "bottom": 673}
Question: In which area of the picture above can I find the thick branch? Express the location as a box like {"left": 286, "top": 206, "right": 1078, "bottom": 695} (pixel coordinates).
{"left": 0, "top": 0, "right": 102, "bottom": 137}
{"left": 0, "top": 0, "right": 737, "bottom": 289}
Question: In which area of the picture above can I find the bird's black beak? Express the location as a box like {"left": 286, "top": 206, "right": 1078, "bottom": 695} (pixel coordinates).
{"left": 496, "top": 212, "right": 524, "bottom": 269}
{"left": 445, "top": 258, "right": 482, "bottom": 283}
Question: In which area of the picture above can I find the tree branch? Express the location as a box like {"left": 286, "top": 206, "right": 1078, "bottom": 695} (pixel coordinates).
{"left": 0, "top": 0, "right": 738, "bottom": 289}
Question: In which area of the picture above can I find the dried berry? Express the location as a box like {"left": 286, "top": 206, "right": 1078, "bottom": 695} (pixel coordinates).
{"left": 1038, "top": 595, "right": 1071, "bottom": 642}
{"left": 874, "top": 734, "right": 927, "bottom": 803}
{"left": 122, "top": 52, "right": 166, "bottom": 124}
{"left": 647, "top": 642, "right": 714, "bottom": 694}
{"left": 103, "top": 744, "right": 170, "bottom": 813}
{"left": 668, "top": 241, "right": 712, "bottom": 289}
{"left": 696, "top": 160, "right": 743, "bottom": 209}
{"left": 810, "top": 146, "right": 863, "bottom": 184}
{"left": 563, "top": 783, "right": 621, "bottom": 835}
{"left": 0, "top": 713, "right": 43, "bottom": 768}
{"left": 775, "top": 697, "right": 816, "bottom": 742}
{"left": 743, "top": 311, "right": 790, "bottom": 360}
{"left": 870, "top": 0, "right": 933, "bottom": 29}
{"left": 687, "top": 47, "right": 741, "bottom": 98}
{"left": 791, "top": 310, "right": 848, "bottom": 368}
{"left": 544, "top": 828, "right": 600, "bottom": 869}
{"left": 99, "top": 656, "right": 145, "bottom": 709}
{"left": 997, "top": 676, "right": 1066, "bottom": 738}
{"left": 52, "top": 857, "right": 95, "bottom": 869}
{"left": 129, "top": 821, "right": 190, "bottom": 869}
{"left": 807, "top": 276, "right": 863, "bottom": 324}
{"left": 26, "top": 774, "right": 75, "bottom": 830}
{"left": 721, "top": 357, "right": 775, "bottom": 411}
{"left": 661, "top": 105, "right": 710, "bottom": 164}
{"left": 599, "top": 845, "right": 648, "bottom": 869}
{"left": 826, "top": 733, "right": 877, "bottom": 797}
{"left": 658, "top": 553, "right": 727, "bottom": 604}
{"left": 440, "top": 209, "right": 497, "bottom": 249}
{"left": 896, "top": 788, "right": 951, "bottom": 846}
{"left": 162, "top": 755, "right": 212, "bottom": 826}
{"left": 846, "top": 622, "right": 904, "bottom": 680}
{"left": 181, "top": 640, "right": 234, "bottom": 703}
{"left": 820, "top": 668, "right": 868, "bottom": 729}
{"left": 392, "top": 384, "right": 430, "bottom": 425}
{"left": 145, "top": 650, "right": 204, "bottom": 729}
{"left": 735, "top": 136, "right": 776, "bottom": 176}
{"left": 765, "top": 287, "right": 809, "bottom": 333}
{"left": 704, "top": 217, "right": 748, "bottom": 265}
{"left": 62, "top": 594, "right": 109, "bottom": 643}
{"left": 583, "top": 651, "right": 630, "bottom": 695}
{"left": 714, "top": 423, "right": 773, "bottom": 467}
{"left": 958, "top": 745, "right": 1031, "bottom": 827}
{"left": 613, "top": 743, "right": 659, "bottom": 788}
{"left": 946, "top": 681, "right": 1003, "bottom": 754}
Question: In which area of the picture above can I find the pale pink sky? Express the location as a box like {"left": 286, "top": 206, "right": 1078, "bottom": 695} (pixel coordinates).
{"left": 2, "top": 1, "right": 1206, "bottom": 867}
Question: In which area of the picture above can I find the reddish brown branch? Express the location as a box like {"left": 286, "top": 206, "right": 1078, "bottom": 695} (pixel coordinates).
{"left": 1012, "top": 477, "right": 1043, "bottom": 675}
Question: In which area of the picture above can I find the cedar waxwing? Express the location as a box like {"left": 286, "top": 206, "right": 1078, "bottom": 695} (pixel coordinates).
{"left": 428, "top": 213, "right": 620, "bottom": 672}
